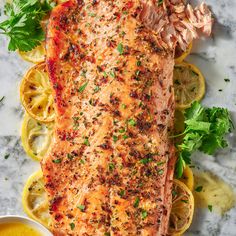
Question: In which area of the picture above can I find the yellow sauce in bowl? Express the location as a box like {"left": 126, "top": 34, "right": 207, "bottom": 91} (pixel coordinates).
{"left": 0, "top": 222, "right": 42, "bottom": 236}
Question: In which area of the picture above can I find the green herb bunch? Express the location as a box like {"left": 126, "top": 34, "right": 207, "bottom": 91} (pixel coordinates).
{"left": 0, "top": 0, "right": 54, "bottom": 51}
{"left": 175, "top": 101, "right": 234, "bottom": 178}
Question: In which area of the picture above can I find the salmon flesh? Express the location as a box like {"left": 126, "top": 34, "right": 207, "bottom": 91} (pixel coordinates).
{"left": 42, "top": 0, "right": 212, "bottom": 235}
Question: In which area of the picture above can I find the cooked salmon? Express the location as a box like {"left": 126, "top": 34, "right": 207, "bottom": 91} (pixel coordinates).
{"left": 42, "top": 0, "right": 212, "bottom": 235}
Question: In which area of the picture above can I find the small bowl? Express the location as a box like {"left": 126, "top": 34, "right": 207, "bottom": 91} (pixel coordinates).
{"left": 0, "top": 215, "right": 52, "bottom": 235}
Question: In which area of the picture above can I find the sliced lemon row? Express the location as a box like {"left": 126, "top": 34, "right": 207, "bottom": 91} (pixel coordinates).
{"left": 19, "top": 43, "right": 46, "bottom": 64}
{"left": 169, "top": 179, "right": 194, "bottom": 235}
{"left": 175, "top": 42, "right": 193, "bottom": 64}
{"left": 20, "top": 62, "right": 55, "bottom": 123}
{"left": 174, "top": 62, "right": 205, "bottom": 110}
{"left": 21, "top": 113, "right": 54, "bottom": 161}
{"left": 22, "top": 170, "right": 51, "bottom": 228}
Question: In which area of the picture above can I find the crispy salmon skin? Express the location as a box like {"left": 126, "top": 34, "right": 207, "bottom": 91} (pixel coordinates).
{"left": 42, "top": 0, "right": 212, "bottom": 235}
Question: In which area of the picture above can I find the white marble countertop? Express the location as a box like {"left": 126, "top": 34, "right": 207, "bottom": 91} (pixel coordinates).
{"left": 0, "top": 0, "right": 236, "bottom": 235}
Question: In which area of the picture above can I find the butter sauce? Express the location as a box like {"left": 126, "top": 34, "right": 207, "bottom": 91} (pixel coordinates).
{"left": 194, "top": 171, "right": 236, "bottom": 215}
{"left": 0, "top": 222, "right": 42, "bottom": 236}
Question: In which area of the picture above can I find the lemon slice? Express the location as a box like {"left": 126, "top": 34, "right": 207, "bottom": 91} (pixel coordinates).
{"left": 169, "top": 179, "right": 194, "bottom": 235}
{"left": 22, "top": 170, "right": 51, "bottom": 228}
{"left": 21, "top": 113, "right": 54, "bottom": 161}
{"left": 19, "top": 43, "right": 46, "bottom": 64}
{"left": 20, "top": 62, "right": 55, "bottom": 123}
{"left": 175, "top": 42, "right": 193, "bottom": 64}
{"left": 174, "top": 62, "right": 205, "bottom": 110}
{"left": 179, "top": 166, "right": 194, "bottom": 192}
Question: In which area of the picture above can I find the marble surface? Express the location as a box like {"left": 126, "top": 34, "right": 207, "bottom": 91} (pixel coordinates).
{"left": 0, "top": 0, "right": 236, "bottom": 235}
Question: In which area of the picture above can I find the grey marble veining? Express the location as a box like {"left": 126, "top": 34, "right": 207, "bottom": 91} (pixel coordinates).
{"left": 1, "top": 0, "right": 236, "bottom": 235}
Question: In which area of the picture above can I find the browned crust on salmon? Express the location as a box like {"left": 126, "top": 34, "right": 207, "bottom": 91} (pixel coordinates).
{"left": 42, "top": 0, "right": 212, "bottom": 235}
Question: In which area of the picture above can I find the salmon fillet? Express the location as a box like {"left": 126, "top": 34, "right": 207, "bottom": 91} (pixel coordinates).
{"left": 42, "top": 0, "right": 212, "bottom": 235}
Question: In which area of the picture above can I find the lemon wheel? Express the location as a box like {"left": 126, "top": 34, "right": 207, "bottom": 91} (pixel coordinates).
{"left": 174, "top": 62, "right": 205, "bottom": 110}
{"left": 179, "top": 166, "right": 194, "bottom": 192}
{"left": 19, "top": 43, "right": 46, "bottom": 64}
{"left": 169, "top": 179, "right": 194, "bottom": 235}
{"left": 21, "top": 113, "right": 54, "bottom": 161}
{"left": 20, "top": 62, "right": 55, "bottom": 123}
{"left": 22, "top": 170, "right": 51, "bottom": 228}
{"left": 175, "top": 42, "right": 193, "bottom": 64}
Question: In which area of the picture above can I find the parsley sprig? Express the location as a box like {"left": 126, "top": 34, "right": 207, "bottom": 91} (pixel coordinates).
{"left": 175, "top": 101, "right": 234, "bottom": 178}
{"left": 0, "top": 0, "right": 54, "bottom": 51}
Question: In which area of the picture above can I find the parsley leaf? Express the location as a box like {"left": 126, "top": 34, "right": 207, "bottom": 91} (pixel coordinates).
{"left": 141, "top": 209, "right": 148, "bottom": 219}
{"left": 175, "top": 101, "right": 233, "bottom": 178}
{"left": 69, "top": 222, "right": 75, "bottom": 230}
{"left": 77, "top": 205, "right": 85, "bottom": 211}
{"left": 78, "top": 81, "right": 89, "bottom": 93}
{"left": 0, "top": 0, "right": 54, "bottom": 51}
{"left": 0, "top": 96, "right": 5, "bottom": 103}
{"left": 133, "top": 197, "right": 140, "bottom": 208}
{"left": 208, "top": 205, "right": 213, "bottom": 212}
{"left": 195, "top": 186, "right": 203, "bottom": 192}
{"left": 117, "top": 43, "right": 124, "bottom": 55}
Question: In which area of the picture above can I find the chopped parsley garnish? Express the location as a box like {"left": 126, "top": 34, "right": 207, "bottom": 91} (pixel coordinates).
{"left": 117, "top": 43, "right": 124, "bottom": 55}
{"left": 0, "top": 0, "right": 54, "bottom": 51}
{"left": 4, "top": 153, "right": 10, "bottom": 160}
{"left": 121, "top": 104, "right": 127, "bottom": 109}
{"left": 128, "top": 118, "right": 136, "bottom": 126}
{"left": 157, "top": 169, "right": 164, "bottom": 175}
{"left": 67, "top": 153, "right": 74, "bottom": 160}
{"left": 113, "top": 135, "right": 118, "bottom": 143}
{"left": 119, "top": 128, "right": 125, "bottom": 133}
{"left": 140, "top": 158, "right": 153, "bottom": 164}
{"left": 77, "top": 204, "right": 85, "bottom": 211}
{"left": 123, "top": 134, "right": 129, "bottom": 140}
{"left": 83, "top": 137, "right": 90, "bottom": 146}
{"left": 172, "top": 190, "right": 178, "bottom": 197}
{"left": 103, "top": 71, "right": 108, "bottom": 78}
{"left": 78, "top": 81, "right": 89, "bottom": 93}
{"left": 109, "top": 163, "right": 115, "bottom": 171}
{"left": 69, "top": 222, "right": 75, "bottom": 230}
{"left": 94, "top": 86, "right": 100, "bottom": 93}
{"left": 224, "top": 78, "right": 230, "bottom": 82}
{"left": 133, "top": 197, "right": 140, "bottom": 208}
{"left": 119, "top": 189, "right": 125, "bottom": 197}
{"left": 181, "top": 199, "right": 188, "bottom": 203}
{"left": 81, "top": 70, "right": 87, "bottom": 78}
{"left": 120, "top": 31, "right": 126, "bottom": 37}
{"left": 136, "top": 60, "right": 141, "bottom": 66}
{"left": 109, "top": 70, "right": 116, "bottom": 78}
{"left": 175, "top": 101, "right": 233, "bottom": 178}
{"left": 141, "top": 210, "right": 148, "bottom": 219}
{"left": 0, "top": 96, "right": 5, "bottom": 103}
{"left": 208, "top": 205, "right": 213, "bottom": 212}
{"left": 156, "top": 161, "right": 165, "bottom": 166}
{"left": 52, "top": 159, "right": 61, "bottom": 164}
{"left": 195, "top": 186, "right": 203, "bottom": 192}
{"left": 88, "top": 12, "right": 96, "bottom": 17}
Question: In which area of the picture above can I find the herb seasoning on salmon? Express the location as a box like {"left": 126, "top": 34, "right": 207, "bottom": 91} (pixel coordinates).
{"left": 42, "top": 0, "right": 212, "bottom": 235}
